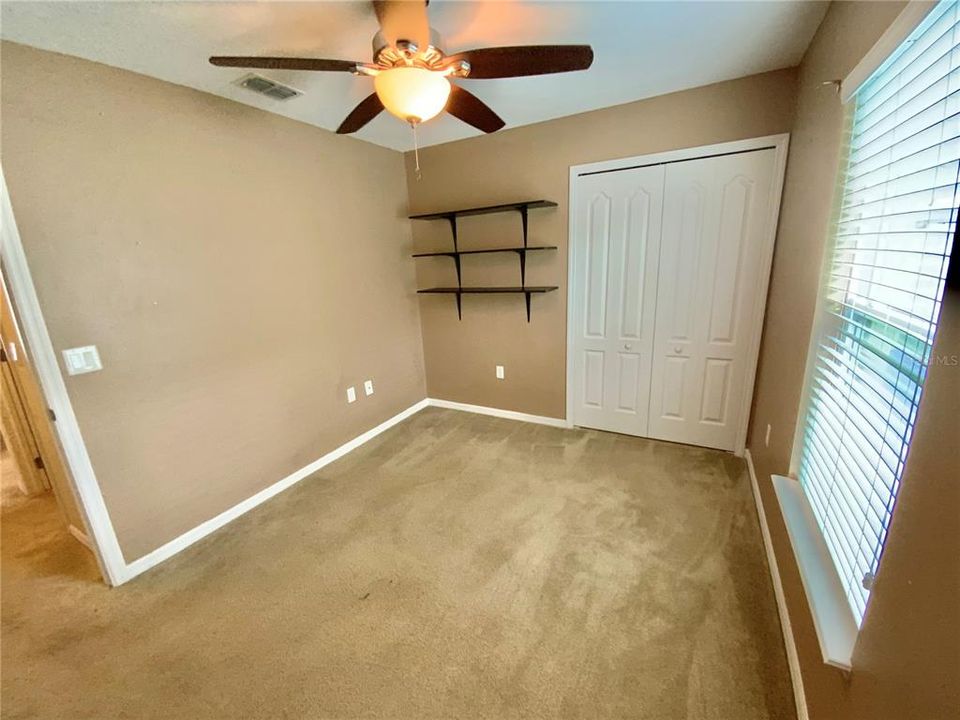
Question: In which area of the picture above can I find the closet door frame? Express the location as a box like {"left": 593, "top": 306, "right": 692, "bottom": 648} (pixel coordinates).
{"left": 566, "top": 134, "right": 790, "bottom": 456}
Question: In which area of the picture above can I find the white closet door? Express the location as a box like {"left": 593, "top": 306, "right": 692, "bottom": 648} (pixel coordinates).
{"left": 570, "top": 165, "right": 664, "bottom": 436}
{"left": 647, "top": 149, "right": 777, "bottom": 451}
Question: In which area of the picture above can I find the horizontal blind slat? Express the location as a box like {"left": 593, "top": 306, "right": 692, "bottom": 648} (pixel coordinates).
{"left": 825, "top": 284, "right": 943, "bottom": 330}
{"left": 844, "top": 157, "right": 960, "bottom": 202}
{"left": 847, "top": 133, "right": 960, "bottom": 182}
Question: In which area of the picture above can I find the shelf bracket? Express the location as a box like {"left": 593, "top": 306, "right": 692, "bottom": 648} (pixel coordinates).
{"left": 518, "top": 205, "right": 529, "bottom": 290}
{"left": 524, "top": 290, "right": 532, "bottom": 323}
{"left": 518, "top": 206, "right": 529, "bottom": 248}
{"left": 446, "top": 215, "right": 461, "bottom": 288}
{"left": 514, "top": 249, "right": 527, "bottom": 287}
{"left": 456, "top": 290, "right": 462, "bottom": 321}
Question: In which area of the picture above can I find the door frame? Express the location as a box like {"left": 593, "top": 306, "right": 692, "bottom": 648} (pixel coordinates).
{"left": 0, "top": 166, "right": 127, "bottom": 585}
{"left": 566, "top": 133, "right": 791, "bottom": 455}
{"left": 0, "top": 281, "right": 50, "bottom": 497}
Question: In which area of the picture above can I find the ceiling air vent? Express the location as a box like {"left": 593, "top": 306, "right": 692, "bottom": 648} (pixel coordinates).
{"left": 235, "top": 73, "right": 302, "bottom": 101}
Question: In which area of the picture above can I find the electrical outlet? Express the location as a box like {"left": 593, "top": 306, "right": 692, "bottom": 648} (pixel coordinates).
{"left": 765, "top": 423, "right": 772, "bottom": 448}
{"left": 496, "top": 365, "right": 505, "bottom": 380}
{"left": 364, "top": 379, "right": 374, "bottom": 396}
{"left": 346, "top": 386, "right": 357, "bottom": 404}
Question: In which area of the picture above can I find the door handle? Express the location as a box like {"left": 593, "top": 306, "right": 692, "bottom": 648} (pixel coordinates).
{"left": 623, "top": 343, "right": 632, "bottom": 350}
{"left": 674, "top": 346, "right": 683, "bottom": 354}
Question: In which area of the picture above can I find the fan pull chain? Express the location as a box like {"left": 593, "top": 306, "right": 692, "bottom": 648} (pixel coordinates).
{"left": 411, "top": 120, "right": 422, "bottom": 181}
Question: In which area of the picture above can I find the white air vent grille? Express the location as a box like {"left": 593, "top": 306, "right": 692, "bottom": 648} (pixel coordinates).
{"left": 235, "top": 73, "right": 302, "bottom": 101}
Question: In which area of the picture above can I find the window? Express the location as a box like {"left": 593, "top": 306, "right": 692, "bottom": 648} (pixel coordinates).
{"left": 797, "top": 0, "right": 957, "bottom": 625}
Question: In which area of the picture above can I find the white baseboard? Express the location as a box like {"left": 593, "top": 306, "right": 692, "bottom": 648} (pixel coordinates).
{"left": 745, "top": 449, "right": 808, "bottom": 720}
{"left": 426, "top": 398, "right": 570, "bottom": 428}
{"left": 121, "top": 399, "right": 430, "bottom": 583}
{"left": 120, "top": 396, "right": 569, "bottom": 584}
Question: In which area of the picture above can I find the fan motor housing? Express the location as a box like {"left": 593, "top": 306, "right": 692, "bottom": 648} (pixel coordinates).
{"left": 372, "top": 28, "right": 467, "bottom": 76}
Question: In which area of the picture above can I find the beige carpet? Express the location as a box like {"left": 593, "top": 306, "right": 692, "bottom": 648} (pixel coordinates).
{"left": 1, "top": 408, "right": 795, "bottom": 719}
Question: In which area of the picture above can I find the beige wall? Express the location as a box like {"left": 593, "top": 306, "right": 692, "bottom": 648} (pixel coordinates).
{"left": 748, "top": 2, "right": 960, "bottom": 719}
{"left": 405, "top": 68, "right": 798, "bottom": 418}
{"left": 0, "top": 42, "right": 425, "bottom": 561}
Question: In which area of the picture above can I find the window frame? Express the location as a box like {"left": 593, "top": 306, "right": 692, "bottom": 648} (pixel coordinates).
{"left": 779, "top": 0, "right": 953, "bottom": 670}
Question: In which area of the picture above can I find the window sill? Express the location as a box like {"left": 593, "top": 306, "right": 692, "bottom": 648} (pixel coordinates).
{"left": 772, "top": 475, "right": 858, "bottom": 671}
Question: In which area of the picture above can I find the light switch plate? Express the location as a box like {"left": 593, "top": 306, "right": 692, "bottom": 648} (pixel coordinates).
{"left": 364, "top": 380, "right": 374, "bottom": 396}
{"left": 496, "top": 365, "right": 505, "bottom": 380}
{"left": 346, "top": 386, "right": 357, "bottom": 404}
{"left": 62, "top": 345, "right": 102, "bottom": 376}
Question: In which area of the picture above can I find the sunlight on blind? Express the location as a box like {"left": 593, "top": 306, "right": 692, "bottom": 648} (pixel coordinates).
{"left": 798, "top": 0, "right": 958, "bottom": 625}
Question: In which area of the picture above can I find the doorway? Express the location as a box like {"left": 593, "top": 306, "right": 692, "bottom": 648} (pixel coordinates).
{"left": 1, "top": 269, "right": 93, "bottom": 549}
{"left": 566, "top": 136, "right": 789, "bottom": 453}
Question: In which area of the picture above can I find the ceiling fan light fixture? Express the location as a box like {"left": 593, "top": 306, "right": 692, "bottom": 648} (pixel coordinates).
{"left": 374, "top": 66, "right": 450, "bottom": 124}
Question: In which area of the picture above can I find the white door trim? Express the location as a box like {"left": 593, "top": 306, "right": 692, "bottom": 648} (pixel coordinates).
{"left": 566, "top": 134, "right": 790, "bottom": 455}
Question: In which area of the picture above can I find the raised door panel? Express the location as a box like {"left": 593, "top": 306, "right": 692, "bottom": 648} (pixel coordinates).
{"left": 585, "top": 194, "right": 612, "bottom": 338}
{"left": 664, "top": 184, "right": 705, "bottom": 345}
{"left": 616, "top": 352, "right": 643, "bottom": 412}
{"left": 619, "top": 188, "right": 652, "bottom": 341}
{"left": 583, "top": 350, "right": 605, "bottom": 407}
{"left": 699, "top": 358, "right": 732, "bottom": 424}
{"left": 707, "top": 175, "right": 754, "bottom": 346}
{"left": 659, "top": 357, "right": 688, "bottom": 420}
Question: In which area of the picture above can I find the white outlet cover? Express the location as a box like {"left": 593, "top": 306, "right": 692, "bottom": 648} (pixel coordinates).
{"left": 496, "top": 365, "right": 505, "bottom": 380}
{"left": 364, "top": 380, "right": 374, "bottom": 396}
{"left": 62, "top": 345, "right": 102, "bottom": 376}
{"left": 346, "top": 386, "right": 357, "bottom": 403}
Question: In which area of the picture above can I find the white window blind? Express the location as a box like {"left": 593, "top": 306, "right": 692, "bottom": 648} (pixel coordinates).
{"left": 798, "top": 0, "right": 957, "bottom": 625}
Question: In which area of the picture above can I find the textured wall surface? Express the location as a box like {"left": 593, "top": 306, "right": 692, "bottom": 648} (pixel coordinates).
{"left": 1, "top": 42, "right": 425, "bottom": 560}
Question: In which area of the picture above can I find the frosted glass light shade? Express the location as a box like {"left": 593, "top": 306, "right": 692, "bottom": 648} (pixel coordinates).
{"left": 374, "top": 67, "right": 451, "bottom": 123}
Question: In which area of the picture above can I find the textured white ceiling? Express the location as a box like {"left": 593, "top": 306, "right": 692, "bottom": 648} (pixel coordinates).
{"left": 0, "top": 1, "right": 828, "bottom": 151}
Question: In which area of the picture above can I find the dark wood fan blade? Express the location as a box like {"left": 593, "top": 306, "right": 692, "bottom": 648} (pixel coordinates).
{"left": 337, "top": 93, "right": 385, "bottom": 134}
{"left": 210, "top": 56, "right": 359, "bottom": 72}
{"left": 446, "top": 85, "right": 505, "bottom": 133}
{"left": 373, "top": 0, "right": 430, "bottom": 50}
{"left": 448, "top": 45, "right": 594, "bottom": 79}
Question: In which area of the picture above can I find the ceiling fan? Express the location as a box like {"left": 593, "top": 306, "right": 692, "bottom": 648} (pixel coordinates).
{"left": 209, "top": 0, "right": 594, "bottom": 135}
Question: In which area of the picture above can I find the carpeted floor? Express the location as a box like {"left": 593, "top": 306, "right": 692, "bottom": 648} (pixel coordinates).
{"left": 1, "top": 408, "right": 795, "bottom": 719}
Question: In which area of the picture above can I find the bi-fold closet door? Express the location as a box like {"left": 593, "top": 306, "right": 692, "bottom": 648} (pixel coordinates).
{"left": 569, "top": 147, "right": 778, "bottom": 452}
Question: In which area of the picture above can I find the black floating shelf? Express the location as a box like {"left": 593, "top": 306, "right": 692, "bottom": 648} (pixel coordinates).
{"left": 412, "top": 245, "right": 557, "bottom": 258}
{"left": 418, "top": 287, "right": 557, "bottom": 322}
{"left": 410, "top": 199, "right": 558, "bottom": 321}
{"left": 409, "top": 199, "right": 557, "bottom": 220}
